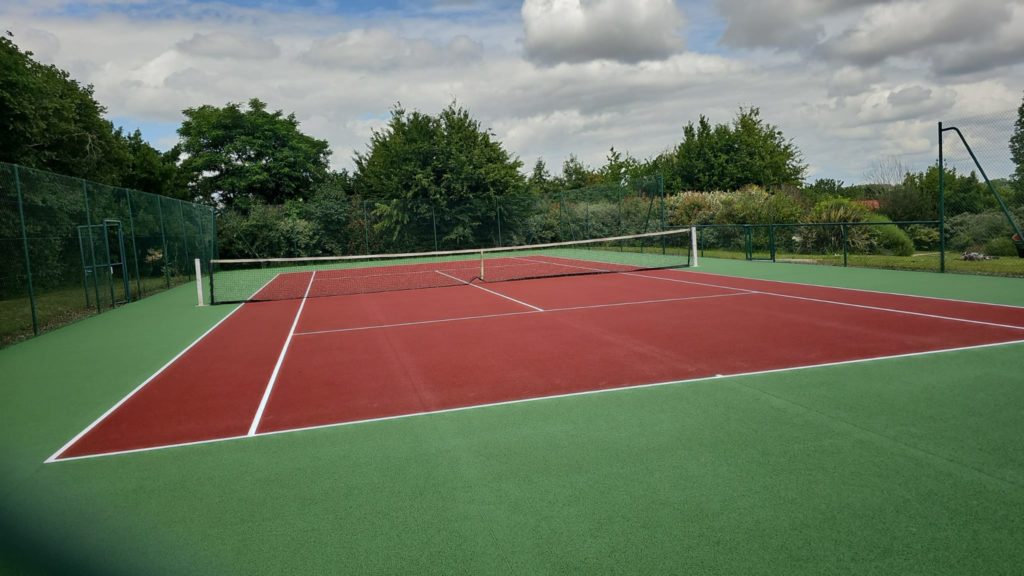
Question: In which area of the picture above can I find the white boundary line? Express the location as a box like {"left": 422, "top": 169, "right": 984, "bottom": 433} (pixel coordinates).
{"left": 624, "top": 272, "right": 1024, "bottom": 331}
{"left": 247, "top": 271, "right": 317, "bottom": 436}
{"left": 44, "top": 302, "right": 247, "bottom": 463}
{"left": 45, "top": 273, "right": 285, "bottom": 463}
{"left": 47, "top": 337, "right": 1024, "bottom": 463}
{"left": 435, "top": 270, "right": 544, "bottom": 311}
{"left": 509, "top": 254, "right": 1024, "bottom": 331}
{"left": 671, "top": 267, "right": 1024, "bottom": 310}
{"left": 294, "top": 291, "right": 750, "bottom": 337}
{"left": 517, "top": 253, "right": 1024, "bottom": 312}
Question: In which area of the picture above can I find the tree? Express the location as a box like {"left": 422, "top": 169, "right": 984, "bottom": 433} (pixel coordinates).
{"left": 559, "top": 154, "right": 599, "bottom": 190}
{"left": 0, "top": 34, "right": 131, "bottom": 183}
{"left": 1011, "top": 91, "right": 1024, "bottom": 200}
{"left": 667, "top": 108, "right": 805, "bottom": 191}
{"left": 598, "top": 147, "right": 642, "bottom": 187}
{"left": 176, "top": 98, "right": 331, "bottom": 208}
{"left": 352, "top": 102, "right": 526, "bottom": 249}
{"left": 119, "top": 129, "right": 187, "bottom": 199}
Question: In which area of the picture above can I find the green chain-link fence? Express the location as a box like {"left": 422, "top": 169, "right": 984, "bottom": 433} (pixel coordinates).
{"left": 345, "top": 175, "right": 667, "bottom": 255}
{"left": 939, "top": 110, "right": 1024, "bottom": 275}
{"left": 0, "top": 162, "right": 216, "bottom": 347}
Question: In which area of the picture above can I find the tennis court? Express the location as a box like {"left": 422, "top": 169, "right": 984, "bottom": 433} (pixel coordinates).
{"left": 48, "top": 232, "right": 1024, "bottom": 461}
{"left": 5, "top": 250, "right": 1024, "bottom": 574}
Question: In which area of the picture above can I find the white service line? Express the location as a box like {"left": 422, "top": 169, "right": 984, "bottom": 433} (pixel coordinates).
{"left": 246, "top": 270, "right": 318, "bottom": 437}
{"left": 434, "top": 270, "right": 544, "bottom": 311}
{"left": 294, "top": 291, "right": 751, "bottom": 337}
{"left": 624, "top": 272, "right": 1024, "bottom": 331}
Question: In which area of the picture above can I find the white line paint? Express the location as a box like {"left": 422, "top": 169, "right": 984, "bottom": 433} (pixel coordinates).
{"left": 294, "top": 291, "right": 750, "bottom": 337}
{"left": 435, "top": 270, "right": 544, "bottom": 311}
{"left": 624, "top": 272, "right": 1024, "bottom": 331}
{"left": 512, "top": 256, "right": 610, "bottom": 273}
{"left": 667, "top": 267, "right": 1024, "bottom": 310}
{"left": 45, "top": 301, "right": 248, "bottom": 463}
{"left": 246, "top": 271, "right": 317, "bottom": 436}
{"left": 46, "top": 337, "right": 1024, "bottom": 463}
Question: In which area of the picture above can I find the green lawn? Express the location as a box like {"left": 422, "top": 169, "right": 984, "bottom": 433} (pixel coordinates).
{"left": 1, "top": 275, "right": 194, "bottom": 348}
{"left": 1, "top": 261, "right": 1022, "bottom": 574}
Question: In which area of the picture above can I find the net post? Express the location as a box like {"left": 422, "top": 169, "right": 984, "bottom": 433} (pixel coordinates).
{"left": 195, "top": 258, "right": 204, "bottom": 306}
{"left": 690, "top": 226, "right": 699, "bottom": 267}
{"left": 938, "top": 122, "right": 945, "bottom": 273}
{"left": 479, "top": 249, "right": 485, "bottom": 280}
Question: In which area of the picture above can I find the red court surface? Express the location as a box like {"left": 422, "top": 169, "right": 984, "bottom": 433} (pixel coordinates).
{"left": 51, "top": 264, "right": 1024, "bottom": 461}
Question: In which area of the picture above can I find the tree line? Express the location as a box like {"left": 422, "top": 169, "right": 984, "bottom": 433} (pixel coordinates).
{"left": 3, "top": 33, "right": 1024, "bottom": 260}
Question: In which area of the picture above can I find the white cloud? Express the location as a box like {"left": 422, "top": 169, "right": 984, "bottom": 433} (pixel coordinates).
{"left": 176, "top": 32, "right": 281, "bottom": 60}
{"left": 522, "top": 0, "right": 685, "bottom": 65}
{"left": 300, "top": 29, "right": 482, "bottom": 70}
{"left": 1, "top": 0, "right": 1020, "bottom": 186}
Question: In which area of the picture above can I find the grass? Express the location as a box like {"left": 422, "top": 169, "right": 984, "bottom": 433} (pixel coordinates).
{"left": 1, "top": 263, "right": 1023, "bottom": 574}
{"left": 0, "top": 275, "right": 193, "bottom": 348}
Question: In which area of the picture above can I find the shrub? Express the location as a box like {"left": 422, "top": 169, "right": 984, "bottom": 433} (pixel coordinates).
{"left": 905, "top": 224, "right": 940, "bottom": 251}
{"left": 983, "top": 237, "right": 1018, "bottom": 257}
{"left": 865, "top": 215, "right": 914, "bottom": 256}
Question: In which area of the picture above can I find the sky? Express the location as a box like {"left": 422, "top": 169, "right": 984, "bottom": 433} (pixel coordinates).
{"left": 4, "top": 0, "right": 1024, "bottom": 183}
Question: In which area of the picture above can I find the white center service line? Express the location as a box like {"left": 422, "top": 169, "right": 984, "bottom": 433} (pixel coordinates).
{"left": 293, "top": 291, "right": 751, "bottom": 337}
{"left": 434, "top": 270, "right": 544, "bottom": 311}
{"left": 247, "top": 270, "right": 317, "bottom": 437}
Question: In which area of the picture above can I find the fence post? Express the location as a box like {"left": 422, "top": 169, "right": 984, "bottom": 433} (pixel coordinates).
{"left": 938, "top": 122, "right": 946, "bottom": 273}
{"left": 431, "top": 204, "right": 438, "bottom": 251}
{"left": 362, "top": 201, "right": 371, "bottom": 254}
{"left": 178, "top": 201, "right": 191, "bottom": 280}
{"left": 841, "top": 224, "right": 848, "bottom": 267}
{"left": 13, "top": 166, "right": 39, "bottom": 336}
{"left": 495, "top": 197, "right": 502, "bottom": 247}
{"left": 82, "top": 180, "right": 102, "bottom": 311}
{"left": 124, "top": 189, "right": 142, "bottom": 299}
{"left": 157, "top": 197, "right": 170, "bottom": 288}
{"left": 658, "top": 175, "right": 666, "bottom": 232}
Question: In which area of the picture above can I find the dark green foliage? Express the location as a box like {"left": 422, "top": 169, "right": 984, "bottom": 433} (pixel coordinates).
{"left": 905, "top": 224, "right": 940, "bottom": 251}
{"left": 176, "top": 98, "right": 331, "bottom": 208}
{"left": 662, "top": 108, "right": 806, "bottom": 192}
{"left": 1010, "top": 92, "right": 1024, "bottom": 198}
{"left": 353, "top": 103, "right": 527, "bottom": 249}
{"left": 120, "top": 130, "right": 187, "bottom": 200}
{"left": 946, "top": 209, "right": 1023, "bottom": 252}
{"left": 0, "top": 35, "right": 175, "bottom": 191}
{"left": 559, "top": 155, "right": 599, "bottom": 190}
{"left": 878, "top": 182, "right": 935, "bottom": 222}
{"left": 866, "top": 215, "right": 914, "bottom": 257}
{"left": 801, "top": 178, "right": 845, "bottom": 205}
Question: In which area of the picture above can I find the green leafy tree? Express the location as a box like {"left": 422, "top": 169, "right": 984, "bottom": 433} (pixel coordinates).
{"left": 176, "top": 98, "right": 331, "bottom": 208}
{"left": 598, "top": 147, "right": 642, "bottom": 187}
{"left": 352, "top": 102, "right": 526, "bottom": 249}
{"left": 119, "top": 129, "right": 186, "bottom": 199}
{"left": 1011, "top": 92, "right": 1024, "bottom": 200}
{"left": 667, "top": 108, "right": 806, "bottom": 191}
{"left": 0, "top": 34, "right": 132, "bottom": 183}
{"left": 558, "top": 154, "right": 599, "bottom": 190}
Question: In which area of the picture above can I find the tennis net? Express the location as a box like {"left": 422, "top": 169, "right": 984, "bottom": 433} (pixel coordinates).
{"left": 208, "top": 228, "right": 696, "bottom": 304}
